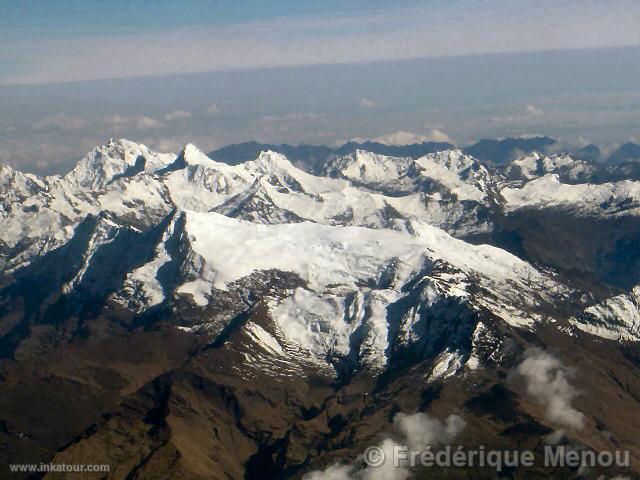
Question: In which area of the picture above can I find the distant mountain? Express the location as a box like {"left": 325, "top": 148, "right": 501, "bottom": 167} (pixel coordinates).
{"left": 209, "top": 137, "right": 640, "bottom": 182}
{"left": 462, "top": 136, "right": 557, "bottom": 165}
{"left": 608, "top": 142, "right": 640, "bottom": 164}
{"left": 210, "top": 137, "right": 563, "bottom": 172}
{"left": 574, "top": 143, "right": 602, "bottom": 163}
{"left": 333, "top": 140, "right": 454, "bottom": 158}
{"left": 556, "top": 142, "right": 639, "bottom": 166}
{"left": 207, "top": 141, "right": 333, "bottom": 171}
{"left": 209, "top": 140, "right": 453, "bottom": 173}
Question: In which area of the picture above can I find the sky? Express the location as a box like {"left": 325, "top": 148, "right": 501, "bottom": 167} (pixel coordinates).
{"left": 0, "top": 0, "right": 638, "bottom": 174}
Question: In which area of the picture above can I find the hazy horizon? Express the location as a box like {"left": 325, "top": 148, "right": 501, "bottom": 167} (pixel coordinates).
{"left": 1, "top": 0, "right": 638, "bottom": 175}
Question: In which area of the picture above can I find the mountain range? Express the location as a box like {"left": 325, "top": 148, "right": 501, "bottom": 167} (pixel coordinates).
{"left": 208, "top": 137, "right": 640, "bottom": 172}
{"left": 0, "top": 138, "right": 638, "bottom": 479}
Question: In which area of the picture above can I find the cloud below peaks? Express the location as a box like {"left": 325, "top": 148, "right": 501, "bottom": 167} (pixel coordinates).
{"left": 367, "top": 128, "right": 453, "bottom": 145}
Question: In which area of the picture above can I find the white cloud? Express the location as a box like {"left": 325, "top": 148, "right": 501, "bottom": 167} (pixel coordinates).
{"left": 148, "top": 138, "right": 183, "bottom": 153}
{"left": 492, "top": 105, "right": 544, "bottom": 125}
{"left": 141, "top": 135, "right": 219, "bottom": 156}
{"left": 514, "top": 348, "right": 585, "bottom": 430}
{"left": 360, "top": 98, "right": 376, "bottom": 108}
{"left": 304, "top": 412, "right": 464, "bottom": 480}
{"left": 206, "top": 103, "right": 221, "bottom": 114}
{"left": 363, "top": 438, "right": 409, "bottom": 480}
{"left": 490, "top": 115, "right": 518, "bottom": 125}
{"left": 164, "top": 109, "right": 192, "bottom": 121}
{"left": 526, "top": 104, "right": 544, "bottom": 116}
{"left": 394, "top": 412, "right": 465, "bottom": 451}
{"left": 544, "top": 430, "right": 565, "bottom": 445}
{"left": 103, "top": 114, "right": 162, "bottom": 131}
{"left": 135, "top": 116, "right": 163, "bottom": 129}
{"left": 368, "top": 128, "right": 452, "bottom": 145}
{"left": 304, "top": 463, "right": 352, "bottom": 480}
{"left": 32, "top": 114, "right": 87, "bottom": 130}
{"left": 600, "top": 141, "right": 622, "bottom": 158}
{"left": 305, "top": 439, "right": 406, "bottom": 480}
{"left": 424, "top": 129, "right": 453, "bottom": 143}
{"left": 251, "top": 112, "right": 325, "bottom": 138}
{"left": 255, "top": 112, "right": 320, "bottom": 125}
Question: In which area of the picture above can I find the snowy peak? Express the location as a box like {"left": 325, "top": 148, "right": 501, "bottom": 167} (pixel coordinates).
{"left": 324, "top": 149, "right": 416, "bottom": 185}
{"left": 249, "top": 150, "right": 297, "bottom": 171}
{"left": 419, "top": 149, "right": 477, "bottom": 174}
{"left": 501, "top": 174, "right": 640, "bottom": 215}
{"left": 0, "top": 163, "right": 45, "bottom": 186}
{"left": 323, "top": 148, "right": 493, "bottom": 202}
{"left": 508, "top": 152, "right": 594, "bottom": 183}
{"left": 62, "top": 138, "right": 173, "bottom": 189}
{"left": 415, "top": 149, "right": 492, "bottom": 201}
{"left": 173, "top": 211, "right": 560, "bottom": 320}
{"left": 241, "top": 150, "right": 308, "bottom": 190}
{"left": 177, "top": 143, "right": 222, "bottom": 168}
{"left": 571, "top": 285, "right": 640, "bottom": 341}
{"left": 0, "top": 164, "right": 48, "bottom": 210}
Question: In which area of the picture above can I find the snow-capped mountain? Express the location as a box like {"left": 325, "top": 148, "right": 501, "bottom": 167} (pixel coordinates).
{"left": 501, "top": 174, "right": 640, "bottom": 216}
{"left": 506, "top": 152, "right": 596, "bottom": 183}
{"left": 570, "top": 285, "right": 640, "bottom": 341}
{"left": 1, "top": 141, "right": 498, "bottom": 273}
{"left": 2, "top": 139, "right": 638, "bottom": 355}
{"left": 1, "top": 139, "right": 639, "bottom": 479}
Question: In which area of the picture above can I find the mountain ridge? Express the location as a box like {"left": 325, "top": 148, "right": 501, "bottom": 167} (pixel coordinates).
{"left": 0, "top": 138, "right": 638, "bottom": 479}
{"left": 207, "top": 137, "right": 639, "bottom": 175}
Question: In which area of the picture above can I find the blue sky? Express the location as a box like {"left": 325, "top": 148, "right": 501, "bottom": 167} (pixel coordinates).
{"left": 0, "top": 1, "right": 638, "bottom": 173}
{"left": 2, "top": 0, "right": 637, "bottom": 84}
{"left": 1, "top": 0, "right": 398, "bottom": 33}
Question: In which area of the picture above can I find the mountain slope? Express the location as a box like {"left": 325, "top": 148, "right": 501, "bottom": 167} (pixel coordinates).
{"left": 0, "top": 139, "right": 638, "bottom": 479}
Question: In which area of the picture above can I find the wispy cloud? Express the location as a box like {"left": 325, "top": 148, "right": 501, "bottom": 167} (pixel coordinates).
{"left": 206, "top": 103, "right": 220, "bottom": 114}
{"left": 353, "top": 128, "right": 453, "bottom": 145}
{"left": 491, "top": 103, "right": 546, "bottom": 125}
{"left": 255, "top": 112, "right": 321, "bottom": 125}
{"left": 360, "top": 98, "right": 376, "bottom": 108}
{"left": 103, "top": 114, "right": 163, "bottom": 131}
{"left": 1, "top": 47, "right": 636, "bottom": 175}
{"left": 2, "top": 1, "right": 637, "bottom": 85}
{"left": 513, "top": 348, "right": 585, "bottom": 430}
{"left": 164, "top": 109, "right": 191, "bottom": 121}
{"left": 250, "top": 112, "right": 325, "bottom": 138}
{"left": 526, "top": 104, "right": 544, "bottom": 116}
{"left": 32, "top": 114, "right": 87, "bottom": 130}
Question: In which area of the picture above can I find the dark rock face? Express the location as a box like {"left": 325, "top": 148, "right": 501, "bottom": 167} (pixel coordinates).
{"left": 463, "top": 137, "right": 557, "bottom": 165}
{"left": 609, "top": 142, "right": 640, "bottom": 164}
